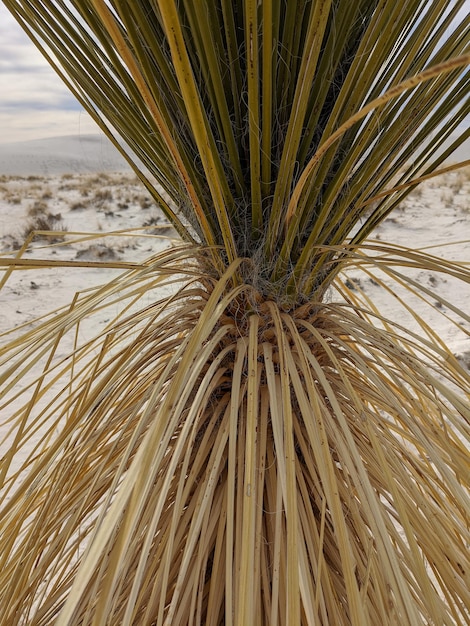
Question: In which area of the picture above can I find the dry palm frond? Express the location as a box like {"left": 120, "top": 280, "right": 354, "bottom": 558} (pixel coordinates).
{"left": 1, "top": 243, "right": 469, "bottom": 625}
{"left": 1, "top": 0, "right": 470, "bottom": 624}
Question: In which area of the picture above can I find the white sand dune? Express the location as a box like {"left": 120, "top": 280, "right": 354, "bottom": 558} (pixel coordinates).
{"left": 0, "top": 134, "right": 130, "bottom": 176}
{"left": 0, "top": 132, "right": 468, "bottom": 177}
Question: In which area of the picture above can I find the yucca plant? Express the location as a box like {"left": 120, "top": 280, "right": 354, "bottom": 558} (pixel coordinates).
{"left": 1, "top": 1, "right": 469, "bottom": 624}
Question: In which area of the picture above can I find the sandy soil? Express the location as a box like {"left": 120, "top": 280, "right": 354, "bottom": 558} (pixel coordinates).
{"left": 0, "top": 135, "right": 469, "bottom": 435}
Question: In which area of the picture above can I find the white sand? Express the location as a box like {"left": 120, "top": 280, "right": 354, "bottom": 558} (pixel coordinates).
{"left": 0, "top": 134, "right": 130, "bottom": 176}
{"left": 0, "top": 134, "right": 469, "bottom": 441}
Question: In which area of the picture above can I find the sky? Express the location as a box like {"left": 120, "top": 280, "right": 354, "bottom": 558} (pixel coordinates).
{"left": 0, "top": 3, "right": 469, "bottom": 145}
{"left": 0, "top": 4, "right": 98, "bottom": 143}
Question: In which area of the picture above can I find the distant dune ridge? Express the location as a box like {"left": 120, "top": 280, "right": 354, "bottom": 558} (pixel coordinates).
{"left": 0, "top": 132, "right": 468, "bottom": 177}
{"left": 0, "top": 134, "right": 130, "bottom": 175}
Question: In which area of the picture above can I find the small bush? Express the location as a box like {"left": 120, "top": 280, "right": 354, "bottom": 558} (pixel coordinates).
{"left": 4, "top": 191, "right": 22, "bottom": 204}
{"left": 23, "top": 213, "right": 67, "bottom": 242}
{"left": 70, "top": 201, "right": 89, "bottom": 211}
{"left": 142, "top": 215, "right": 175, "bottom": 235}
{"left": 88, "top": 173, "right": 112, "bottom": 186}
{"left": 28, "top": 200, "right": 49, "bottom": 216}
{"left": 94, "top": 189, "right": 113, "bottom": 205}
{"left": 139, "top": 195, "right": 153, "bottom": 209}
{"left": 75, "top": 244, "right": 119, "bottom": 260}
{"left": 440, "top": 189, "right": 453, "bottom": 207}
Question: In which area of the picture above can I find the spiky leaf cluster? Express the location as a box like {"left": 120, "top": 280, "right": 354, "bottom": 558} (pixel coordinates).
{"left": 4, "top": 0, "right": 469, "bottom": 303}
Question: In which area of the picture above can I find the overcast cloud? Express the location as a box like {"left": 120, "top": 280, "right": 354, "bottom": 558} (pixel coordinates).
{"left": 0, "top": 5, "right": 97, "bottom": 143}
{"left": 0, "top": 3, "right": 468, "bottom": 145}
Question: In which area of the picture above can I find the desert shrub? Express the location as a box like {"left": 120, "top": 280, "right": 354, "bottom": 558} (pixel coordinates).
{"left": 23, "top": 212, "right": 67, "bottom": 242}
{"left": 93, "top": 188, "right": 113, "bottom": 205}
{"left": 70, "top": 200, "right": 90, "bottom": 211}
{"left": 142, "top": 215, "right": 175, "bottom": 235}
{"left": 137, "top": 194, "right": 153, "bottom": 209}
{"left": 88, "top": 173, "right": 112, "bottom": 186}
{"left": 41, "top": 188, "right": 53, "bottom": 200}
{"left": 75, "top": 243, "right": 119, "bottom": 260}
{"left": 27, "top": 200, "right": 49, "bottom": 216}
{"left": 5, "top": 192, "right": 22, "bottom": 205}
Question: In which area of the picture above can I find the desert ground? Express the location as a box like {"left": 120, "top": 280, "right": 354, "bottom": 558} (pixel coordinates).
{"left": 0, "top": 134, "right": 469, "bottom": 441}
